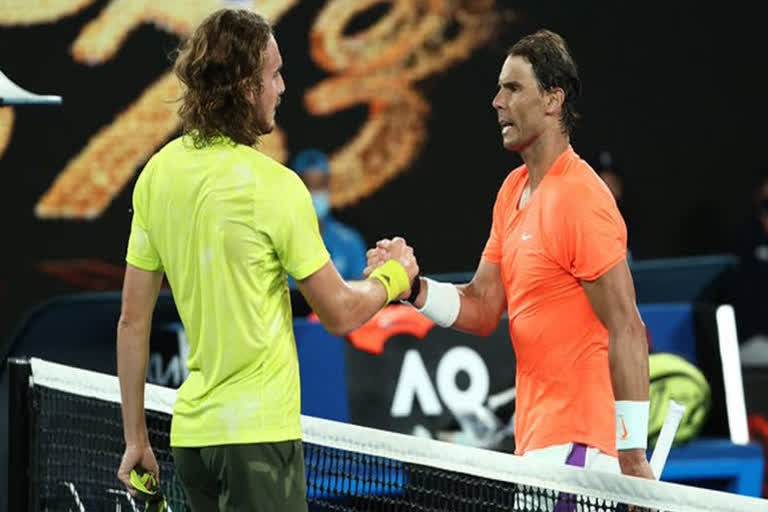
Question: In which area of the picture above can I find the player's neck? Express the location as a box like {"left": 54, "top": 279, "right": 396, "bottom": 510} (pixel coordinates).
{"left": 520, "top": 132, "right": 570, "bottom": 191}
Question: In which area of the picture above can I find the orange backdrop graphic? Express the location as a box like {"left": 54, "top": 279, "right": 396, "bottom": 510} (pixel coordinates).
{"left": 0, "top": 0, "right": 501, "bottom": 219}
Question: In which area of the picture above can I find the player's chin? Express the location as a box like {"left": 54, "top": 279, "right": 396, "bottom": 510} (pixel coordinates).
{"left": 259, "top": 118, "right": 276, "bottom": 135}
{"left": 502, "top": 138, "right": 520, "bottom": 151}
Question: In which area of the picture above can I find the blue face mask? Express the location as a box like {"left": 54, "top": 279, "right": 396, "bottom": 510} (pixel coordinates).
{"left": 312, "top": 191, "right": 330, "bottom": 221}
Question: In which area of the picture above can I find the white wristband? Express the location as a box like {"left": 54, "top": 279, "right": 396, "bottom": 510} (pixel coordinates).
{"left": 616, "top": 400, "right": 650, "bottom": 451}
{"left": 416, "top": 278, "right": 460, "bottom": 328}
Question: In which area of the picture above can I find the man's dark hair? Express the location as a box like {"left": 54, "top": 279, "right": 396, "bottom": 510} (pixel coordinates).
{"left": 509, "top": 29, "right": 581, "bottom": 136}
{"left": 174, "top": 9, "right": 273, "bottom": 148}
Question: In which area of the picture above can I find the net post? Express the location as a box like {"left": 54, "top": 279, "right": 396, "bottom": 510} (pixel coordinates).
{"left": 8, "top": 358, "right": 31, "bottom": 512}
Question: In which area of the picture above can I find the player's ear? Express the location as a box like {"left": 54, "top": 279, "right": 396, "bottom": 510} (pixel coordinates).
{"left": 546, "top": 88, "right": 565, "bottom": 115}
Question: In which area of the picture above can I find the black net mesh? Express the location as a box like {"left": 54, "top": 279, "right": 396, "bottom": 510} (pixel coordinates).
{"left": 32, "top": 386, "right": 187, "bottom": 510}
{"left": 28, "top": 385, "right": 633, "bottom": 511}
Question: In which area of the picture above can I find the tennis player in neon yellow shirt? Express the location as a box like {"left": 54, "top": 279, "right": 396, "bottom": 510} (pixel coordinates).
{"left": 115, "top": 9, "right": 418, "bottom": 512}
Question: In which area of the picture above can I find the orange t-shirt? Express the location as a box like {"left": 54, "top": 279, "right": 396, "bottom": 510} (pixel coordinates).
{"left": 482, "top": 146, "right": 627, "bottom": 456}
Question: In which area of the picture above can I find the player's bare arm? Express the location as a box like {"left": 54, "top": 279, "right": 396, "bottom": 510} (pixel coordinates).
{"left": 581, "top": 259, "right": 654, "bottom": 479}
{"left": 116, "top": 264, "right": 164, "bottom": 494}
{"left": 366, "top": 240, "right": 505, "bottom": 336}
{"left": 298, "top": 237, "right": 418, "bottom": 336}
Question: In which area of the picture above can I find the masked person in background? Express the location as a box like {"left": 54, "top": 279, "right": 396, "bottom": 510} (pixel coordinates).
{"left": 733, "top": 168, "right": 768, "bottom": 364}
{"left": 291, "top": 149, "right": 367, "bottom": 282}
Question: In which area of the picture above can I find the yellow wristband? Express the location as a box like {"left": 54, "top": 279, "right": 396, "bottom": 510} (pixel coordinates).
{"left": 370, "top": 260, "right": 410, "bottom": 304}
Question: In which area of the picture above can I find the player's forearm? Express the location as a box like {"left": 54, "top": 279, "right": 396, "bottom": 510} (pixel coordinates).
{"left": 454, "top": 283, "right": 501, "bottom": 336}
{"left": 608, "top": 320, "right": 649, "bottom": 401}
{"left": 318, "top": 279, "right": 388, "bottom": 336}
{"left": 610, "top": 321, "right": 650, "bottom": 466}
{"left": 411, "top": 278, "right": 501, "bottom": 336}
{"left": 117, "top": 318, "right": 151, "bottom": 447}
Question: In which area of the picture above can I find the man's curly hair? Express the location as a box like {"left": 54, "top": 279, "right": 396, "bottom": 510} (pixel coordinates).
{"left": 174, "top": 9, "right": 273, "bottom": 148}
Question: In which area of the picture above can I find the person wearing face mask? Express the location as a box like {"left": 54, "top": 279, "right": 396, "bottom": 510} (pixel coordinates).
{"left": 290, "top": 149, "right": 367, "bottom": 283}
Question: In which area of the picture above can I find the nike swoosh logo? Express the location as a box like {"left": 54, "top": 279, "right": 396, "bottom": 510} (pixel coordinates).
{"left": 521, "top": 233, "right": 533, "bottom": 241}
{"left": 619, "top": 416, "right": 629, "bottom": 440}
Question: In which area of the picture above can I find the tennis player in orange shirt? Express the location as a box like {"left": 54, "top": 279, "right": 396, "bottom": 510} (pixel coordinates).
{"left": 367, "top": 29, "right": 653, "bottom": 480}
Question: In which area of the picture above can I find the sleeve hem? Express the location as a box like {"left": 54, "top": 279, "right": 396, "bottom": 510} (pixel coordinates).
{"left": 289, "top": 251, "right": 331, "bottom": 281}
{"left": 576, "top": 250, "right": 626, "bottom": 282}
{"left": 126, "top": 256, "right": 163, "bottom": 273}
{"left": 481, "top": 252, "right": 502, "bottom": 265}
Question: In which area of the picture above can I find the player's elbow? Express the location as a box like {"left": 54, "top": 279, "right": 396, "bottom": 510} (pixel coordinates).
{"left": 324, "top": 317, "right": 355, "bottom": 337}
{"left": 608, "top": 315, "right": 647, "bottom": 349}
{"left": 478, "top": 301, "right": 505, "bottom": 336}
{"left": 311, "top": 307, "right": 352, "bottom": 337}
{"left": 117, "top": 312, "right": 150, "bottom": 333}
{"left": 464, "top": 309, "right": 502, "bottom": 337}
{"left": 626, "top": 315, "right": 647, "bottom": 342}
{"left": 474, "top": 321, "right": 498, "bottom": 337}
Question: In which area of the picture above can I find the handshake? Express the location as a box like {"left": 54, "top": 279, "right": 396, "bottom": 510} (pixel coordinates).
{"left": 364, "top": 237, "right": 420, "bottom": 302}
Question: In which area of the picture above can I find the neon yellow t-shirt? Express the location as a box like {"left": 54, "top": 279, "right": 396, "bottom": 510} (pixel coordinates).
{"left": 126, "top": 135, "right": 329, "bottom": 447}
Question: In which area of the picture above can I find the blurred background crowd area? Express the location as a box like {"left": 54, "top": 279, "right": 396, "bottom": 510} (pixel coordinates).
{"left": 1, "top": 1, "right": 767, "bottom": 344}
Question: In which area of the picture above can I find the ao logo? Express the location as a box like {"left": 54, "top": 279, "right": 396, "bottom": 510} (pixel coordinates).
{"left": 146, "top": 323, "right": 190, "bottom": 388}
{"left": 390, "top": 346, "right": 490, "bottom": 416}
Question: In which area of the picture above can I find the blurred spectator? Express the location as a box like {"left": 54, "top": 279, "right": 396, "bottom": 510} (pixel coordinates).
{"left": 290, "top": 149, "right": 367, "bottom": 284}
{"left": 592, "top": 151, "right": 634, "bottom": 258}
{"left": 595, "top": 151, "right": 624, "bottom": 203}
{"left": 733, "top": 168, "right": 768, "bottom": 364}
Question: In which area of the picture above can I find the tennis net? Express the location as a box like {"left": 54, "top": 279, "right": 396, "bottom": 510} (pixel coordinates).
{"left": 7, "top": 357, "right": 768, "bottom": 511}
